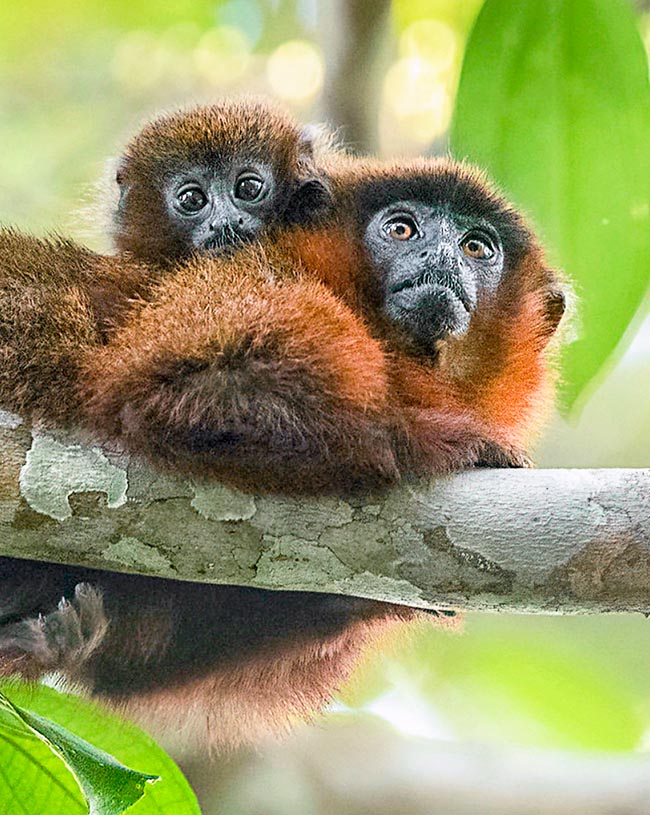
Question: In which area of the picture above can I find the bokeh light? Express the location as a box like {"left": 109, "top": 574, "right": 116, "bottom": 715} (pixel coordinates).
{"left": 111, "top": 31, "right": 175, "bottom": 90}
{"left": 194, "top": 26, "right": 251, "bottom": 86}
{"left": 217, "top": 0, "right": 264, "bottom": 48}
{"left": 266, "top": 39, "right": 324, "bottom": 103}
{"left": 399, "top": 18, "right": 457, "bottom": 72}
{"left": 383, "top": 57, "right": 452, "bottom": 145}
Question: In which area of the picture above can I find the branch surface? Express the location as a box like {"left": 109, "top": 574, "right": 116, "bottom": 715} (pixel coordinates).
{"left": 1, "top": 411, "right": 648, "bottom": 613}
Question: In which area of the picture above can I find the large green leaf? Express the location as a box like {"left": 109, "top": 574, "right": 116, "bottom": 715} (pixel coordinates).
{"left": 0, "top": 683, "right": 201, "bottom": 815}
{"left": 451, "top": 0, "right": 650, "bottom": 410}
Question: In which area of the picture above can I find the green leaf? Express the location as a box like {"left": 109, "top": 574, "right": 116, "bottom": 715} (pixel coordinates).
{"left": 451, "top": 0, "right": 650, "bottom": 410}
{"left": 0, "top": 688, "right": 157, "bottom": 815}
{"left": 21, "top": 708, "right": 158, "bottom": 815}
{"left": 0, "top": 693, "right": 86, "bottom": 814}
{"left": 0, "top": 683, "right": 201, "bottom": 815}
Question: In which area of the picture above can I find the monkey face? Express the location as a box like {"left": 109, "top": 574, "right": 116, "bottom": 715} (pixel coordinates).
{"left": 350, "top": 165, "right": 531, "bottom": 356}
{"left": 160, "top": 159, "right": 290, "bottom": 254}
{"left": 364, "top": 200, "right": 505, "bottom": 350}
{"left": 112, "top": 100, "right": 332, "bottom": 265}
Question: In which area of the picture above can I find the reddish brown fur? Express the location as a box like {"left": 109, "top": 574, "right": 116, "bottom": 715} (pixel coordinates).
{"left": 80, "top": 243, "right": 400, "bottom": 492}
{"left": 0, "top": 229, "right": 159, "bottom": 424}
{"left": 0, "top": 152, "right": 564, "bottom": 751}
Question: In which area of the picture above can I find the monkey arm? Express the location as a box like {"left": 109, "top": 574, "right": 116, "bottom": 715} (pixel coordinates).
{"left": 0, "top": 228, "right": 157, "bottom": 425}
{"left": 80, "top": 248, "right": 400, "bottom": 493}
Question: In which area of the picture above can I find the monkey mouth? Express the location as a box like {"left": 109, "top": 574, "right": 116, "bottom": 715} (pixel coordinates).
{"left": 390, "top": 274, "right": 474, "bottom": 314}
{"left": 385, "top": 279, "right": 473, "bottom": 344}
{"left": 203, "top": 226, "right": 255, "bottom": 254}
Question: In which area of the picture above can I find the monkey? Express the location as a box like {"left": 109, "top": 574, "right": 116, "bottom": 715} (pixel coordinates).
{"left": 78, "top": 156, "right": 563, "bottom": 491}
{"left": 0, "top": 98, "right": 333, "bottom": 425}
{"left": 0, "top": 156, "right": 564, "bottom": 750}
{"left": 314, "top": 156, "right": 566, "bottom": 471}
{"left": 109, "top": 98, "right": 332, "bottom": 264}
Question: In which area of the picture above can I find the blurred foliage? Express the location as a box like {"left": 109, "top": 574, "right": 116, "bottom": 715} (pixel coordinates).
{"left": 339, "top": 613, "right": 650, "bottom": 752}
{"left": 1, "top": 1, "right": 650, "bottom": 812}
{"left": 451, "top": 0, "right": 650, "bottom": 411}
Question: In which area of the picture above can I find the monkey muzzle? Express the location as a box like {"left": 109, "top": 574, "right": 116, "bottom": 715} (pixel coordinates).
{"left": 201, "top": 222, "right": 256, "bottom": 254}
{"left": 385, "top": 268, "right": 477, "bottom": 349}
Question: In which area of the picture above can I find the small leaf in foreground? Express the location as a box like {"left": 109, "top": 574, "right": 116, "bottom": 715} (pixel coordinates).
{"left": 1, "top": 681, "right": 201, "bottom": 815}
{"left": 0, "top": 687, "right": 159, "bottom": 815}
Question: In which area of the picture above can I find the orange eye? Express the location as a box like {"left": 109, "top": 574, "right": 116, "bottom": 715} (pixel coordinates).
{"left": 384, "top": 217, "right": 417, "bottom": 241}
{"left": 461, "top": 236, "right": 494, "bottom": 259}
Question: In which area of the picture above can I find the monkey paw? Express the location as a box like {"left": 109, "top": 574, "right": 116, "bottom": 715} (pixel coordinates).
{"left": 0, "top": 583, "right": 108, "bottom": 681}
{"left": 475, "top": 440, "right": 533, "bottom": 469}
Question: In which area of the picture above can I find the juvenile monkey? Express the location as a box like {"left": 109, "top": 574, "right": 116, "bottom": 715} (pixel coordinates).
{"left": 0, "top": 99, "right": 332, "bottom": 424}
{"left": 110, "top": 98, "right": 331, "bottom": 264}
{"left": 0, "top": 156, "right": 563, "bottom": 750}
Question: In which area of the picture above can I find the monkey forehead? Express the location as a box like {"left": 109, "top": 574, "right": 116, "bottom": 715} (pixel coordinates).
{"left": 120, "top": 98, "right": 306, "bottom": 175}
{"left": 327, "top": 156, "right": 534, "bottom": 259}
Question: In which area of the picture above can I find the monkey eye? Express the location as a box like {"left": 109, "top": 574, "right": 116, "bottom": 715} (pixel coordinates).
{"left": 460, "top": 233, "right": 495, "bottom": 259}
{"left": 234, "top": 174, "right": 265, "bottom": 202}
{"left": 383, "top": 215, "right": 419, "bottom": 242}
{"left": 177, "top": 185, "right": 208, "bottom": 213}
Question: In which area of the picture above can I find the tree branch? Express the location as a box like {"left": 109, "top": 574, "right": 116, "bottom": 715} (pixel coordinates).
{"left": 1, "top": 411, "right": 648, "bottom": 614}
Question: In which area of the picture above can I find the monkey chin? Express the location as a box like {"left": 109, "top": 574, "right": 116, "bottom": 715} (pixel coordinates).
{"left": 386, "top": 282, "right": 473, "bottom": 353}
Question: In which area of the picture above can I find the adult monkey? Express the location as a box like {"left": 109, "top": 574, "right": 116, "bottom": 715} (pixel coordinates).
{"left": 0, "top": 156, "right": 564, "bottom": 750}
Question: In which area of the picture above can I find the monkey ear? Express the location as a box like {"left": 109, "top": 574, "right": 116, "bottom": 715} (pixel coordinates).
{"left": 297, "top": 124, "right": 322, "bottom": 161}
{"left": 539, "top": 287, "right": 566, "bottom": 342}
{"left": 283, "top": 177, "right": 333, "bottom": 226}
{"left": 114, "top": 159, "right": 125, "bottom": 187}
{"left": 112, "top": 159, "right": 131, "bottom": 211}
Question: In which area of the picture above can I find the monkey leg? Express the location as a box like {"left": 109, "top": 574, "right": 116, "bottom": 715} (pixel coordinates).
{"left": 0, "top": 556, "right": 425, "bottom": 750}
{"left": 69, "top": 573, "right": 423, "bottom": 751}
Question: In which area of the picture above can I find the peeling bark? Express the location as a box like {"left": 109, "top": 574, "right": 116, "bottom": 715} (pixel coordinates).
{"left": 1, "top": 412, "right": 649, "bottom": 614}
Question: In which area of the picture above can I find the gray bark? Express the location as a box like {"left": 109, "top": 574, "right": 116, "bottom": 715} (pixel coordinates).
{"left": 1, "top": 411, "right": 649, "bottom": 614}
